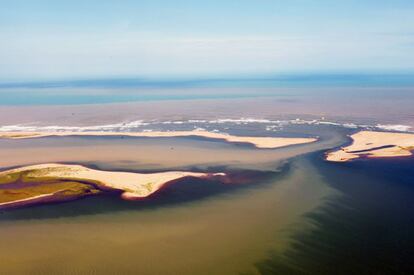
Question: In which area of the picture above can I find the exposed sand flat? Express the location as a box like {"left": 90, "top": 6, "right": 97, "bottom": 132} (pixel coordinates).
{"left": 0, "top": 163, "right": 223, "bottom": 200}
{"left": 0, "top": 130, "right": 316, "bottom": 149}
{"left": 326, "top": 131, "right": 414, "bottom": 162}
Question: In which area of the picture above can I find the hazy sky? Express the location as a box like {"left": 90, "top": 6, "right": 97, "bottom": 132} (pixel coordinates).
{"left": 1, "top": 0, "right": 414, "bottom": 81}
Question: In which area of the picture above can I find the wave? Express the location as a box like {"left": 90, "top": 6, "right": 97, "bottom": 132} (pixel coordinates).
{"left": 375, "top": 124, "right": 412, "bottom": 132}
{"left": 0, "top": 117, "right": 412, "bottom": 134}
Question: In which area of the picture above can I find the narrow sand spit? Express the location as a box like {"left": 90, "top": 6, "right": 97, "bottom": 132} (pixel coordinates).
{"left": 0, "top": 194, "right": 55, "bottom": 208}
{"left": 326, "top": 131, "right": 414, "bottom": 162}
{"left": 0, "top": 163, "right": 224, "bottom": 201}
{"left": 0, "top": 130, "right": 316, "bottom": 149}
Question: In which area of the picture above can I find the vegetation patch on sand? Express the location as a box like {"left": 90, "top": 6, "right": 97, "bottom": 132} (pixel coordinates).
{"left": 326, "top": 131, "right": 414, "bottom": 162}
{"left": 0, "top": 181, "right": 100, "bottom": 204}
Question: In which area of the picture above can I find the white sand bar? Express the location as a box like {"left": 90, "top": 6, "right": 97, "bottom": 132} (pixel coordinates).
{"left": 0, "top": 130, "right": 316, "bottom": 149}
{"left": 326, "top": 131, "right": 414, "bottom": 162}
{"left": 0, "top": 163, "right": 224, "bottom": 199}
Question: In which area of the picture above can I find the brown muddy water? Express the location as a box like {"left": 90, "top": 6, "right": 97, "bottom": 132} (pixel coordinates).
{"left": 0, "top": 127, "right": 346, "bottom": 274}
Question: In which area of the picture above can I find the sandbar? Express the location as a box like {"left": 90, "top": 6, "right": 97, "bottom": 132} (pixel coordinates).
{"left": 326, "top": 131, "right": 414, "bottom": 162}
{"left": 0, "top": 163, "right": 224, "bottom": 206}
{"left": 0, "top": 130, "right": 316, "bottom": 149}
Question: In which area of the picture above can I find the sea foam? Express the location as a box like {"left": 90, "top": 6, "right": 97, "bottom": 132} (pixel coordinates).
{"left": 0, "top": 118, "right": 412, "bottom": 134}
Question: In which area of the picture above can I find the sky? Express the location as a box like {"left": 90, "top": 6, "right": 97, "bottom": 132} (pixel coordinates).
{"left": 1, "top": 0, "right": 414, "bottom": 81}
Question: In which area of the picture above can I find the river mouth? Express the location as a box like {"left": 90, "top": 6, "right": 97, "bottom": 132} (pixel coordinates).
{"left": 0, "top": 125, "right": 343, "bottom": 275}
{"left": 4, "top": 125, "right": 413, "bottom": 274}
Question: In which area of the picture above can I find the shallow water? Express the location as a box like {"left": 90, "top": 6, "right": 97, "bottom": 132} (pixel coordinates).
{"left": 0, "top": 124, "right": 346, "bottom": 170}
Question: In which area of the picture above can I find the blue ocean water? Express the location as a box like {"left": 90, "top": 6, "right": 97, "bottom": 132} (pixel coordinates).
{"left": 1, "top": 73, "right": 413, "bottom": 105}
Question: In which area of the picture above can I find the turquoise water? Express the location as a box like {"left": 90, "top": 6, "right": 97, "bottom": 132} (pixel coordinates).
{"left": 1, "top": 73, "right": 414, "bottom": 105}
{"left": 0, "top": 88, "right": 283, "bottom": 105}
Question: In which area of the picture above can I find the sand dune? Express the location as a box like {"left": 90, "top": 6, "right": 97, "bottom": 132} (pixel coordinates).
{"left": 0, "top": 130, "right": 316, "bottom": 149}
{"left": 326, "top": 131, "right": 414, "bottom": 162}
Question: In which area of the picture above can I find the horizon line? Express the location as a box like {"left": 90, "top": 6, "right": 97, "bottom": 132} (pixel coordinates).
{"left": 1, "top": 72, "right": 414, "bottom": 89}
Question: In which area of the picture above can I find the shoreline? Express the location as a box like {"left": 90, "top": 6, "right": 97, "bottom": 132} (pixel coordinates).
{"left": 0, "top": 193, "right": 55, "bottom": 208}
{"left": 0, "top": 130, "right": 317, "bottom": 149}
{"left": 326, "top": 130, "right": 414, "bottom": 162}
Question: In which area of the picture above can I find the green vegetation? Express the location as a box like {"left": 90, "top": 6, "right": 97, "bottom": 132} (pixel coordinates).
{"left": 0, "top": 170, "right": 101, "bottom": 205}
{"left": 143, "top": 182, "right": 154, "bottom": 193}
{"left": 0, "top": 172, "right": 21, "bottom": 184}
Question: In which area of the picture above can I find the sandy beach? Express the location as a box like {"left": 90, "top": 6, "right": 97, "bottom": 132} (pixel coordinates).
{"left": 326, "top": 131, "right": 414, "bottom": 162}
{"left": 0, "top": 130, "right": 317, "bottom": 149}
